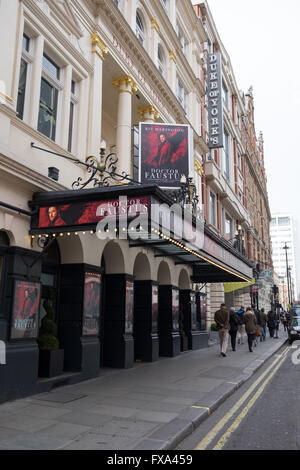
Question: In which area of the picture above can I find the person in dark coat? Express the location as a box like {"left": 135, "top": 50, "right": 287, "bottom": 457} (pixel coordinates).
{"left": 236, "top": 306, "right": 245, "bottom": 344}
{"left": 214, "top": 303, "right": 230, "bottom": 357}
{"left": 229, "top": 307, "right": 239, "bottom": 351}
{"left": 244, "top": 307, "right": 257, "bottom": 352}
{"left": 252, "top": 304, "right": 262, "bottom": 345}
{"left": 267, "top": 310, "right": 276, "bottom": 338}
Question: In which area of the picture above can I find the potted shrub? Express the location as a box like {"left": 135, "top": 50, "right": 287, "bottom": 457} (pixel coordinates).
{"left": 38, "top": 291, "right": 64, "bottom": 378}
{"left": 209, "top": 322, "right": 219, "bottom": 343}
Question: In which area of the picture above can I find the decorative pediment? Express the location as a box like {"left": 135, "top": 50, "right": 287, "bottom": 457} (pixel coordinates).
{"left": 46, "top": 0, "right": 83, "bottom": 38}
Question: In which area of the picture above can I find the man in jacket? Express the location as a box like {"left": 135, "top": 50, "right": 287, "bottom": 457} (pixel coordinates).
{"left": 214, "top": 303, "right": 230, "bottom": 357}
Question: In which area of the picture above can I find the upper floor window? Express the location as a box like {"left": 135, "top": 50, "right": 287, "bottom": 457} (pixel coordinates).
{"left": 17, "top": 33, "right": 33, "bottom": 120}
{"left": 210, "top": 192, "right": 216, "bottom": 227}
{"left": 223, "top": 128, "right": 230, "bottom": 181}
{"left": 68, "top": 79, "right": 78, "bottom": 153}
{"left": 157, "top": 45, "right": 165, "bottom": 77}
{"left": 136, "top": 11, "right": 145, "bottom": 47}
{"left": 177, "top": 77, "right": 187, "bottom": 113}
{"left": 160, "top": 0, "right": 169, "bottom": 11}
{"left": 222, "top": 80, "right": 228, "bottom": 108}
{"left": 38, "top": 53, "right": 62, "bottom": 141}
{"left": 177, "top": 24, "right": 187, "bottom": 56}
{"left": 224, "top": 213, "right": 233, "bottom": 241}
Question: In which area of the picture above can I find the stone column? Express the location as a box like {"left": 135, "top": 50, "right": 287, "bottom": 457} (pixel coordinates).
{"left": 88, "top": 33, "right": 107, "bottom": 157}
{"left": 168, "top": 51, "right": 177, "bottom": 93}
{"left": 113, "top": 75, "right": 137, "bottom": 178}
{"left": 138, "top": 105, "right": 159, "bottom": 123}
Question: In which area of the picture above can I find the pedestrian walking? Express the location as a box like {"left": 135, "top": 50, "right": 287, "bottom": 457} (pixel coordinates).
{"left": 236, "top": 306, "right": 245, "bottom": 345}
{"left": 214, "top": 303, "right": 230, "bottom": 357}
{"left": 282, "top": 311, "right": 289, "bottom": 332}
{"left": 243, "top": 307, "right": 257, "bottom": 352}
{"left": 260, "top": 308, "right": 268, "bottom": 341}
{"left": 252, "top": 304, "right": 262, "bottom": 346}
{"left": 267, "top": 310, "right": 276, "bottom": 338}
{"left": 274, "top": 310, "right": 280, "bottom": 338}
{"left": 229, "top": 307, "right": 239, "bottom": 351}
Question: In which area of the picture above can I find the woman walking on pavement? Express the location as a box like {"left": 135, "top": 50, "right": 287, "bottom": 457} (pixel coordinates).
{"left": 260, "top": 308, "right": 268, "bottom": 341}
{"left": 267, "top": 310, "right": 276, "bottom": 338}
{"left": 244, "top": 307, "right": 257, "bottom": 352}
{"left": 229, "top": 307, "right": 239, "bottom": 351}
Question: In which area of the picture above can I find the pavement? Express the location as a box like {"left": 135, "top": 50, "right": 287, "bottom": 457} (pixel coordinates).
{"left": 0, "top": 328, "right": 288, "bottom": 450}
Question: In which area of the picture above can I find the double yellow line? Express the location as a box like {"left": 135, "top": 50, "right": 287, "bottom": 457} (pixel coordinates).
{"left": 195, "top": 346, "right": 290, "bottom": 450}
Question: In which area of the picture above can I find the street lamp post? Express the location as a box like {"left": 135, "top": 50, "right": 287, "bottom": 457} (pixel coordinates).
{"left": 283, "top": 242, "right": 291, "bottom": 306}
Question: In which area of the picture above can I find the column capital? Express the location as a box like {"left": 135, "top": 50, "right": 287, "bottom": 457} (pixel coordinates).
{"left": 151, "top": 18, "right": 160, "bottom": 33}
{"left": 138, "top": 105, "right": 159, "bottom": 121}
{"left": 169, "top": 50, "right": 177, "bottom": 63}
{"left": 194, "top": 159, "right": 204, "bottom": 176}
{"left": 112, "top": 75, "right": 137, "bottom": 94}
{"left": 91, "top": 33, "right": 108, "bottom": 61}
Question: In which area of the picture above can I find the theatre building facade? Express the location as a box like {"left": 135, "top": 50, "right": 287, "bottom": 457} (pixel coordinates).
{"left": 0, "top": 0, "right": 253, "bottom": 403}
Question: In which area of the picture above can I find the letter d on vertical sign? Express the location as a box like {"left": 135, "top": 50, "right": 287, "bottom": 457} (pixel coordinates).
{"left": 0, "top": 341, "right": 6, "bottom": 365}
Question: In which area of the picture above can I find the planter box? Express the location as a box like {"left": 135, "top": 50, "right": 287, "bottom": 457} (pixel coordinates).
{"left": 38, "top": 349, "right": 64, "bottom": 378}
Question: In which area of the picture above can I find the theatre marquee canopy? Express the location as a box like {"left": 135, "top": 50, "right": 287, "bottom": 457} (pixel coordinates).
{"left": 29, "top": 184, "right": 253, "bottom": 283}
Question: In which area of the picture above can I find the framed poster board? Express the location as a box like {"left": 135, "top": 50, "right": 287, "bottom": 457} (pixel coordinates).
{"left": 82, "top": 273, "right": 101, "bottom": 336}
{"left": 125, "top": 280, "right": 134, "bottom": 335}
{"left": 139, "top": 123, "right": 192, "bottom": 188}
{"left": 152, "top": 284, "right": 158, "bottom": 333}
{"left": 10, "top": 280, "right": 40, "bottom": 339}
{"left": 172, "top": 288, "right": 179, "bottom": 331}
{"left": 190, "top": 292, "right": 198, "bottom": 330}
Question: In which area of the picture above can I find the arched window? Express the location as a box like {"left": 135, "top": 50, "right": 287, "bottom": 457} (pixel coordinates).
{"left": 157, "top": 45, "right": 165, "bottom": 77}
{"left": 136, "top": 11, "right": 145, "bottom": 46}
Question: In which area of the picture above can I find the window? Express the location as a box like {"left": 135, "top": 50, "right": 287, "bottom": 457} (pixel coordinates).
{"left": 278, "top": 217, "right": 290, "bottom": 226}
{"left": 222, "top": 80, "right": 228, "bottom": 108}
{"left": 17, "top": 33, "right": 33, "bottom": 120}
{"left": 210, "top": 192, "right": 216, "bottom": 226}
{"left": 68, "top": 79, "right": 78, "bottom": 153}
{"left": 177, "top": 24, "right": 187, "bottom": 56}
{"left": 177, "top": 77, "right": 187, "bottom": 112}
{"left": 38, "top": 53, "right": 61, "bottom": 141}
{"left": 136, "top": 11, "right": 145, "bottom": 47}
{"left": 223, "top": 129, "right": 230, "bottom": 181}
{"left": 225, "top": 213, "right": 233, "bottom": 241}
{"left": 157, "top": 45, "right": 165, "bottom": 77}
{"left": 160, "top": 0, "right": 169, "bottom": 11}
{"left": 237, "top": 152, "right": 242, "bottom": 170}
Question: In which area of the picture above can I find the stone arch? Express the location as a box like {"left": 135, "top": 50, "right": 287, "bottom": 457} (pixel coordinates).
{"left": 102, "top": 240, "right": 125, "bottom": 274}
{"left": 56, "top": 233, "right": 84, "bottom": 264}
{"left": 0, "top": 229, "right": 12, "bottom": 246}
{"left": 178, "top": 268, "right": 191, "bottom": 290}
{"left": 133, "top": 252, "right": 151, "bottom": 280}
{"left": 157, "top": 260, "right": 171, "bottom": 285}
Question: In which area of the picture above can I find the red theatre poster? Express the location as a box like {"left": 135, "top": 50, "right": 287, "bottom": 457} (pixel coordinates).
{"left": 82, "top": 273, "right": 101, "bottom": 336}
{"left": 125, "top": 280, "right": 134, "bottom": 335}
{"left": 139, "top": 123, "right": 192, "bottom": 188}
{"left": 152, "top": 284, "right": 158, "bottom": 333}
{"left": 11, "top": 281, "right": 40, "bottom": 339}
{"left": 172, "top": 288, "right": 179, "bottom": 331}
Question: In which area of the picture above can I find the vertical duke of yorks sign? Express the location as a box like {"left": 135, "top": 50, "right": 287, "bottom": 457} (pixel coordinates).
{"left": 207, "top": 52, "right": 224, "bottom": 149}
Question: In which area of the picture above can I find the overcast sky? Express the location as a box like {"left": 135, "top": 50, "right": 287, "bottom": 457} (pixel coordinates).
{"left": 197, "top": 0, "right": 300, "bottom": 295}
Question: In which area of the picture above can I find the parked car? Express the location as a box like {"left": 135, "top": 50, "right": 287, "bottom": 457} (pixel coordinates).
{"left": 288, "top": 316, "right": 300, "bottom": 344}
